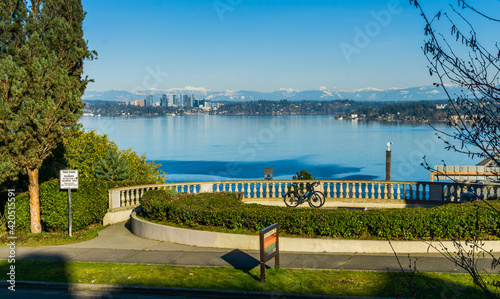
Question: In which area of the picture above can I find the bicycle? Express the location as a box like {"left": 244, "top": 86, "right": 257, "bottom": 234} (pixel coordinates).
{"left": 283, "top": 181, "right": 325, "bottom": 208}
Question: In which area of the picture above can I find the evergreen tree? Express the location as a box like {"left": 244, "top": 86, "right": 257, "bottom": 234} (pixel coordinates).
{"left": 293, "top": 169, "right": 315, "bottom": 180}
{"left": 94, "top": 150, "right": 133, "bottom": 181}
{"left": 0, "top": 0, "right": 96, "bottom": 233}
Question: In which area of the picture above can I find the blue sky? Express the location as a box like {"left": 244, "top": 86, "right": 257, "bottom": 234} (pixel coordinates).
{"left": 81, "top": 0, "right": 499, "bottom": 92}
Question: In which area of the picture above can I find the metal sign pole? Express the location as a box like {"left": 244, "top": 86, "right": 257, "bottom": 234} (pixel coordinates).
{"left": 60, "top": 170, "right": 77, "bottom": 237}
{"left": 68, "top": 189, "right": 72, "bottom": 237}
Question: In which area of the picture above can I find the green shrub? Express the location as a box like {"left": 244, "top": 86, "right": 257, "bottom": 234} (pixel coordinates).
{"left": 139, "top": 190, "right": 500, "bottom": 241}
{"left": 12, "top": 178, "right": 150, "bottom": 232}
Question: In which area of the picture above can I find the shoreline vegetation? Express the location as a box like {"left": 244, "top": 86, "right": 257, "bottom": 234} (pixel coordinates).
{"left": 83, "top": 99, "right": 453, "bottom": 122}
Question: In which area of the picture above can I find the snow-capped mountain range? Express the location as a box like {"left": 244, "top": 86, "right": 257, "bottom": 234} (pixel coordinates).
{"left": 82, "top": 85, "right": 465, "bottom": 103}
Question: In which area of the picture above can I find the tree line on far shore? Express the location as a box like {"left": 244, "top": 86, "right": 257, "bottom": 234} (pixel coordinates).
{"left": 85, "top": 99, "right": 452, "bottom": 121}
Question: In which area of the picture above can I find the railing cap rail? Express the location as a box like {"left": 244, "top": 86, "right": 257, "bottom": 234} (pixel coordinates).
{"left": 107, "top": 179, "right": 474, "bottom": 193}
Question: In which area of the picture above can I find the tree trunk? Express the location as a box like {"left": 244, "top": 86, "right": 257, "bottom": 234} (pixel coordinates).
{"left": 28, "top": 167, "right": 42, "bottom": 233}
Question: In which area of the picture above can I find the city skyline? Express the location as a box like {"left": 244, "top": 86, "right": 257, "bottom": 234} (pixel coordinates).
{"left": 82, "top": 0, "right": 499, "bottom": 93}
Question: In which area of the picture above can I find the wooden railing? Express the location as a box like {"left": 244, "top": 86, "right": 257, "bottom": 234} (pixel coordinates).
{"left": 431, "top": 165, "right": 500, "bottom": 182}
{"left": 108, "top": 180, "right": 500, "bottom": 211}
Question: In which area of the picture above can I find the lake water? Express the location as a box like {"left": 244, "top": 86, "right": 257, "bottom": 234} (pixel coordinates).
{"left": 80, "top": 115, "right": 470, "bottom": 182}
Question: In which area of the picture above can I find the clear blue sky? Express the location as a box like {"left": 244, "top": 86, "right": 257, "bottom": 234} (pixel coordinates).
{"left": 81, "top": 0, "right": 499, "bottom": 92}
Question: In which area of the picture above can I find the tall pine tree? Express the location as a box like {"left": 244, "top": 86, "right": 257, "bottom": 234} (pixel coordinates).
{"left": 0, "top": 0, "right": 95, "bottom": 233}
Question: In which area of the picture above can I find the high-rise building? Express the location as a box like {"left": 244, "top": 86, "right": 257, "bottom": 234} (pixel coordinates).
{"left": 161, "top": 94, "right": 167, "bottom": 107}
{"left": 182, "top": 95, "right": 188, "bottom": 107}
{"left": 146, "top": 95, "right": 153, "bottom": 106}
{"left": 167, "top": 94, "right": 174, "bottom": 107}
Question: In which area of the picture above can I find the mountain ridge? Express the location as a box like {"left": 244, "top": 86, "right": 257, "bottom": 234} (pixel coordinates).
{"left": 82, "top": 85, "right": 465, "bottom": 103}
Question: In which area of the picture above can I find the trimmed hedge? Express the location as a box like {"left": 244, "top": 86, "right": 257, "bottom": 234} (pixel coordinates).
{"left": 12, "top": 178, "right": 150, "bottom": 232}
{"left": 140, "top": 190, "right": 500, "bottom": 241}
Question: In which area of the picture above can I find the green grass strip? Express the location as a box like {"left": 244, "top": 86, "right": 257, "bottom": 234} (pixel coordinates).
{"left": 1, "top": 260, "right": 498, "bottom": 298}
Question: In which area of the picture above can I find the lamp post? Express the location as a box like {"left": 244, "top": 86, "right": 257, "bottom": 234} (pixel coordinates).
{"left": 386, "top": 142, "right": 392, "bottom": 181}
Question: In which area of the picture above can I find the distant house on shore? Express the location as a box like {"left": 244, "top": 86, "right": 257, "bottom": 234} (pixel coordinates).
{"left": 431, "top": 156, "right": 500, "bottom": 182}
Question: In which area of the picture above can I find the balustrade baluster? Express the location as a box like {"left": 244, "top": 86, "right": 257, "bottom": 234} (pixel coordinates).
{"left": 413, "top": 183, "right": 419, "bottom": 200}
{"left": 339, "top": 183, "right": 344, "bottom": 198}
{"left": 396, "top": 183, "right": 401, "bottom": 199}
{"left": 120, "top": 191, "right": 125, "bottom": 207}
{"left": 122, "top": 191, "right": 127, "bottom": 207}
{"left": 243, "top": 182, "right": 248, "bottom": 198}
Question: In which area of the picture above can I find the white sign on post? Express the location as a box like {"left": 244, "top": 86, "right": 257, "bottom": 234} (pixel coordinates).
{"left": 60, "top": 170, "right": 78, "bottom": 237}
{"left": 60, "top": 170, "right": 79, "bottom": 189}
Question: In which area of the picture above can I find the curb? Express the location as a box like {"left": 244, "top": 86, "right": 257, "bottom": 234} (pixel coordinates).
{"left": 131, "top": 212, "right": 500, "bottom": 254}
{"left": 0, "top": 280, "right": 390, "bottom": 299}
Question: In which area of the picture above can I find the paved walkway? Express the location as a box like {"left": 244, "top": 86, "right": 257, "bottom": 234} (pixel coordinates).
{"left": 1, "top": 221, "right": 497, "bottom": 274}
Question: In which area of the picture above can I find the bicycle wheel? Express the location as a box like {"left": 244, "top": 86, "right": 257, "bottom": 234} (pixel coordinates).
{"left": 308, "top": 191, "right": 325, "bottom": 208}
{"left": 284, "top": 191, "right": 300, "bottom": 207}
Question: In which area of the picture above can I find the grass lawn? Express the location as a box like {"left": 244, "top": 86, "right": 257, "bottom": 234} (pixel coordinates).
{"left": 0, "top": 224, "right": 106, "bottom": 246}
{"left": 0, "top": 260, "right": 497, "bottom": 298}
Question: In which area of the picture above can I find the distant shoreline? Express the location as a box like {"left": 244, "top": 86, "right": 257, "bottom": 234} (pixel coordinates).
{"left": 81, "top": 114, "right": 445, "bottom": 124}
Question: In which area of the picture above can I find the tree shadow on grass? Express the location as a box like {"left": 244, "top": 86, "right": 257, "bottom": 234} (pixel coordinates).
{"left": 0, "top": 252, "right": 71, "bottom": 298}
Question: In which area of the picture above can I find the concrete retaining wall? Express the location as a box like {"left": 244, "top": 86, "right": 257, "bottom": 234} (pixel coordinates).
{"left": 130, "top": 212, "right": 500, "bottom": 253}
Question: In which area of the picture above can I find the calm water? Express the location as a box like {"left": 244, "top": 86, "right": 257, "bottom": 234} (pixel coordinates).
{"left": 80, "top": 115, "right": 469, "bottom": 182}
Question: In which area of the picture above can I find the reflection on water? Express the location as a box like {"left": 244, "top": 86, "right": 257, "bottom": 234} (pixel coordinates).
{"left": 80, "top": 115, "right": 468, "bottom": 182}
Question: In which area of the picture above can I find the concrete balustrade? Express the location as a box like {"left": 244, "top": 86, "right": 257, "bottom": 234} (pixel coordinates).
{"left": 103, "top": 179, "right": 498, "bottom": 225}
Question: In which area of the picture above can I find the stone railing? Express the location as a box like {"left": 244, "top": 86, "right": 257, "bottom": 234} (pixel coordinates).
{"left": 107, "top": 179, "right": 500, "bottom": 212}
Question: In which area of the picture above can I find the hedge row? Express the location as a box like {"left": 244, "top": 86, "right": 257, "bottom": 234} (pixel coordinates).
{"left": 140, "top": 190, "right": 500, "bottom": 240}
{"left": 11, "top": 178, "right": 150, "bottom": 232}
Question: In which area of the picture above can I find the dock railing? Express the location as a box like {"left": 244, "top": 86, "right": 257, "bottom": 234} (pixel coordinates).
{"left": 107, "top": 179, "right": 500, "bottom": 212}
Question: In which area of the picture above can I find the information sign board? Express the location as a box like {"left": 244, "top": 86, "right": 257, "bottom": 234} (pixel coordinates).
{"left": 60, "top": 170, "right": 79, "bottom": 189}
{"left": 259, "top": 223, "right": 279, "bottom": 283}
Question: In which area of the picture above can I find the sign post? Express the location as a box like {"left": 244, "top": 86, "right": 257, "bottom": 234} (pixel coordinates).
{"left": 259, "top": 223, "right": 279, "bottom": 283}
{"left": 60, "top": 170, "right": 79, "bottom": 237}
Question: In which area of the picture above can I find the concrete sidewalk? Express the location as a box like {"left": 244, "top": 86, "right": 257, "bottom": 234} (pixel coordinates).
{"left": 1, "top": 221, "right": 497, "bottom": 274}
